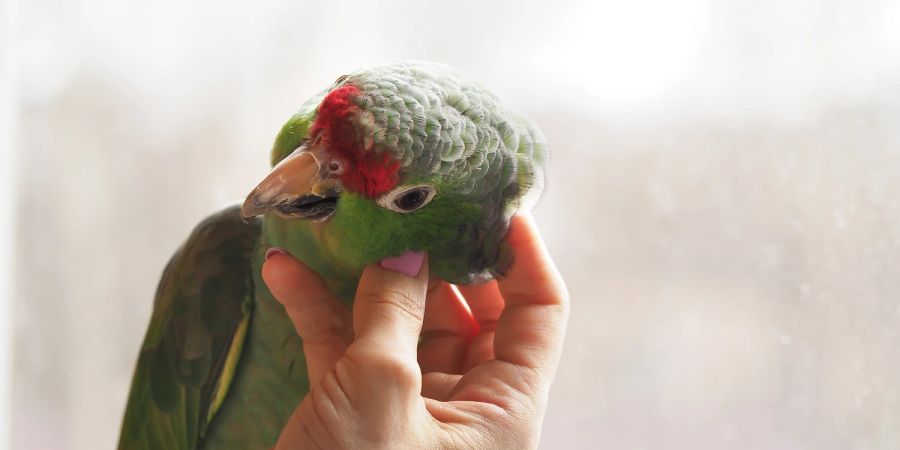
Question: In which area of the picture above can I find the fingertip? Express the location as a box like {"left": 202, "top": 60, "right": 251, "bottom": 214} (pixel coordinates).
{"left": 503, "top": 215, "right": 551, "bottom": 277}
{"left": 357, "top": 251, "right": 430, "bottom": 293}
{"left": 262, "top": 251, "right": 330, "bottom": 308}
{"left": 261, "top": 252, "right": 295, "bottom": 293}
{"left": 265, "top": 246, "right": 289, "bottom": 260}
{"left": 507, "top": 214, "right": 541, "bottom": 249}
{"left": 375, "top": 250, "right": 428, "bottom": 279}
{"left": 500, "top": 215, "right": 567, "bottom": 304}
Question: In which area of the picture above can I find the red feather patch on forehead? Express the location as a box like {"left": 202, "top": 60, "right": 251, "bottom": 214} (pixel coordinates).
{"left": 310, "top": 84, "right": 400, "bottom": 198}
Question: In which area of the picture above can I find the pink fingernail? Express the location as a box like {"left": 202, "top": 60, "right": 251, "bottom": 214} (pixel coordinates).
{"left": 265, "top": 247, "right": 288, "bottom": 260}
{"left": 379, "top": 251, "right": 425, "bottom": 277}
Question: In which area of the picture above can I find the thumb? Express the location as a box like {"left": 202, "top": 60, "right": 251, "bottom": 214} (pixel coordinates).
{"left": 352, "top": 251, "right": 429, "bottom": 358}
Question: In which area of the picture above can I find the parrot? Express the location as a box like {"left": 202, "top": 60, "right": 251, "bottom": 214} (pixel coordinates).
{"left": 118, "top": 61, "right": 548, "bottom": 449}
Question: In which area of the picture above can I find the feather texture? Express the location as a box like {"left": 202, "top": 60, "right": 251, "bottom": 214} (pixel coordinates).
{"left": 118, "top": 207, "right": 259, "bottom": 449}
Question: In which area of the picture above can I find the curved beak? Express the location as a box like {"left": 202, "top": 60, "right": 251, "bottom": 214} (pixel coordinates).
{"left": 240, "top": 147, "right": 339, "bottom": 222}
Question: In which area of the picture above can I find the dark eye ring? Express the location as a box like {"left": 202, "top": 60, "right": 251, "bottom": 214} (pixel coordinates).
{"left": 378, "top": 185, "right": 437, "bottom": 213}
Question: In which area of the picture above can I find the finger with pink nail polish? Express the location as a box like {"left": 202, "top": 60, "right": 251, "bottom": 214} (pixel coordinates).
{"left": 378, "top": 251, "right": 426, "bottom": 278}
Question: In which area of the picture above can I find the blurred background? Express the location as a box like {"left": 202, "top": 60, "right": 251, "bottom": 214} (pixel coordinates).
{"left": 2, "top": 0, "right": 900, "bottom": 448}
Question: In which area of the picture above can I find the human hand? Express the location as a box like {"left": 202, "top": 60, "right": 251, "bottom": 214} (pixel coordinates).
{"left": 261, "top": 215, "right": 569, "bottom": 449}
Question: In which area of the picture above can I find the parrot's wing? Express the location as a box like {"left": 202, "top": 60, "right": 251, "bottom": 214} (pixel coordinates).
{"left": 118, "top": 205, "right": 261, "bottom": 450}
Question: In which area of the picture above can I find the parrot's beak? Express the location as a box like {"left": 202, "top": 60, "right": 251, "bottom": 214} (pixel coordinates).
{"left": 240, "top": 147, "right": 340, "bottom": 222}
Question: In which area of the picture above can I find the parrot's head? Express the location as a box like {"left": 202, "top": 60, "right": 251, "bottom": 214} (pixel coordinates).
{"left": 241, "top": 62, "right": 547, "bottom": 289}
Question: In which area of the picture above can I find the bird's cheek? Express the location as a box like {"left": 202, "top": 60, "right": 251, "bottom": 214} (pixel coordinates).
{"left": 318, "top": 220, "right": 363, "bottom": 269}
{"left": 320, "top": 228, "right": 343, "bottom": 257}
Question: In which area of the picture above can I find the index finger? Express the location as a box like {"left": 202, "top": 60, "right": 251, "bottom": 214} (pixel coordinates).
{"left": 493, "top": 215, "right": 569, "bottom": 385}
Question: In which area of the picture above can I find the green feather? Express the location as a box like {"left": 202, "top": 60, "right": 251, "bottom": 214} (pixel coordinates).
{"left": 118, "top": 207, "right": 260, "bottom": 449}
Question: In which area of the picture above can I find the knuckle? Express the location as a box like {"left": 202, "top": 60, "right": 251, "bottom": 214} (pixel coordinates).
{"left": 364, "top": 288, "right": 424, "bottom": 322}
{"left": 301, "top": 319, "right": 348, "bottom": 346}
{"left": 366, "top": 353, "right": 420, "bottom": 385}
{"left": 294, "top": 388, "right": 343, "bottom": 448}
{"left": 309, "top": 386, "right": 336, "bottom": 421}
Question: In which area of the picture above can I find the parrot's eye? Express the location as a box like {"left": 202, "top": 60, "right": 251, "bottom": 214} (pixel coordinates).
{"left": 327, "top": 160, "right": 343, "bottom": 175}
{"left": 378, "top": 185, "right": 437, "bottom": 213}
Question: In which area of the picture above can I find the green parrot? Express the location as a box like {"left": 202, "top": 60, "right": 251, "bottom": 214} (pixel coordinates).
{"left": 118, "top": 61, "right": 548, "bottom": 449}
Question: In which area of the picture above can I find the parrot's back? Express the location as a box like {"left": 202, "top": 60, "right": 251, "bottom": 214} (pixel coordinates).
{"left": 118, "top": 206, "right": 307, "bottom": 449}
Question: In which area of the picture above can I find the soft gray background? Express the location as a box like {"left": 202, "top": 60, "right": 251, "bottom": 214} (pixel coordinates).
{"left": 3, "top": 0, "right": 900, "bottom": 448}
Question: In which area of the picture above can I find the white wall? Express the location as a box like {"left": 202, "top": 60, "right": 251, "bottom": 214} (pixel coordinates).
{"left": 0, "top": 0, "right": 20, "bottom": 448}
